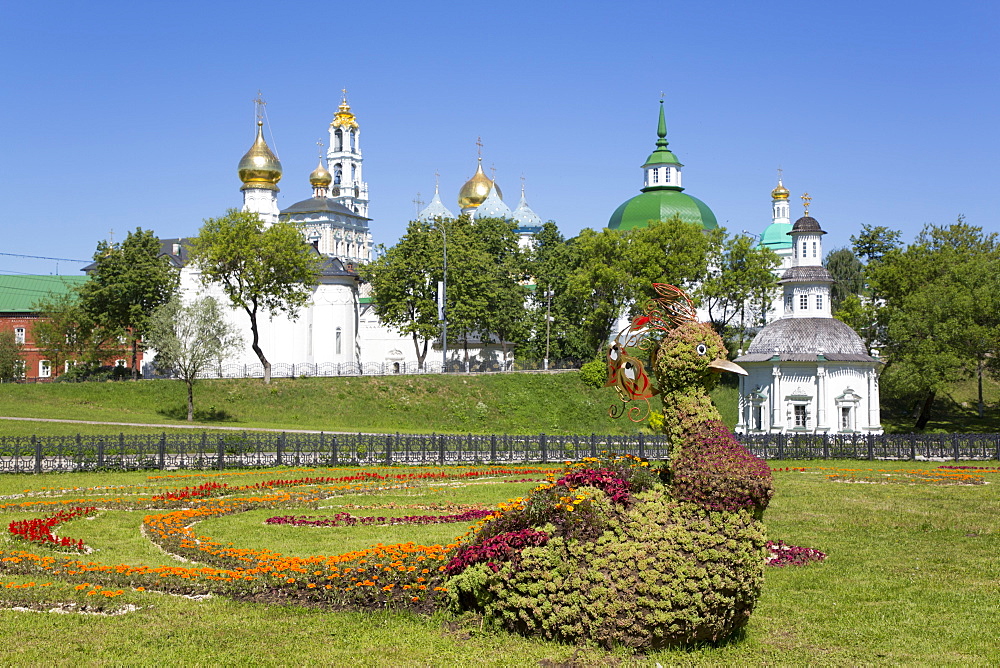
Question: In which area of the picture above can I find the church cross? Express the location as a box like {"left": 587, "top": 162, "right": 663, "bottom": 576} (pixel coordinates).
{"left": 317, "top": 139, "right": 325, "bottom": 159}
{"left": 413, "top": 192, "right": 424, "bottom": 215}
{"left": 476, "top": 136, "right": 483, "bottom": 160}
{"left": 253, "top": 90, "right": 267, "bottom": 123}
{"left": 777, "top": 166, "right": 783, "bottom": 182}
{"left": 801, "top": 192, "right": 812, "bottom": 215}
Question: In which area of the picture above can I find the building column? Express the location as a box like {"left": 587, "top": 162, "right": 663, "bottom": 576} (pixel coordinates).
{"left": 816, "top": 365, "right": 827, "bottom": 432}
{"left": 868, "top": 368, "right": 880, "bottom": 429}
{"left": 771, "top": 365, "right": 782, "bottom": 432}
{"left": 736, "top": 372, "right": 747, "bottom": 432}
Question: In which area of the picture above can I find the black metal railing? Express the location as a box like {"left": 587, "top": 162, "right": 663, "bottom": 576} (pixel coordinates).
{"left": 0, "top": 431, "right": 998, "bottom": 474}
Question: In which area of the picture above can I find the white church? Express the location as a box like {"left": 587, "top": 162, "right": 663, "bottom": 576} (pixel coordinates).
{"left": 158, "top": 96, "right": 541, "bottom": 376}
{"left": 734, "top": 206, "right": 882, "bottom": 435}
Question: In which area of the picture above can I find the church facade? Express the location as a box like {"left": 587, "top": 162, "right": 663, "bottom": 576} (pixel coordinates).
{"left": 734, "top": 211, "right": 882, "bottom": 435}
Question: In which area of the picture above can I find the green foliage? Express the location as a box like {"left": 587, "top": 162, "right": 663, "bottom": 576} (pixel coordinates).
{"left": 358, "top": 219, "right": 441, "bottom": 369}
{"left": 32, "top": 291, "right": 118, "bottom": 374}
{"left": 481, "top": 491, "right": 767, "bottom": 650}
{"left": 870, "top": 218, "right": 1000, "bottom": 428}
{"left": 697, "top": 232, "right": 780, "bottom": 350}
{"left": 565, "top": 218, "right": 715, "bottom": 355}
{"left": 190, "top": 209, "right": 323, "bottom": 384}
{"left": 578, "top": 359, "right": 607, "bottom": 389}
{"left": 823, "top": 247, "right": 865, "bottom": 312}
{"left": 78, "top": 227, "right": 180, "bottom": 379}
{"left": 0, "top": 330, "right": 24, "bottom": 382}
{"left": 146, "top": 296, "right": 243, "bottom": 421}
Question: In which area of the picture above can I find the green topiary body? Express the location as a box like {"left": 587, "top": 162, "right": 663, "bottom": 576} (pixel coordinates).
{"left": 480, "top": 490, "right": 767, "bottom": 650}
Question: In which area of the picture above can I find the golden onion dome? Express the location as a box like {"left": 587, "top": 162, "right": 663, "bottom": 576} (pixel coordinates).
{"left": 458, "top": 160, "right": 502, "bottom": 210}
{"left": 331, "top": 99, "right": 359, "bottom": 130}
{"left": 309, "top": 160, "right": 332, "bottom": 187}
{"left": 771, "top": 180, "right": 790, "bottom": 200}
{"left": 238, "top": 122, "right": 282, "bottom": 189}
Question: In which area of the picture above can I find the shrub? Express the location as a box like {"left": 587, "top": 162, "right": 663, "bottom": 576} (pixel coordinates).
{"left": 481, "top": 490, "right": 768, "bottom": 650}
{"left": 578, "top": 359, "right": 607, "bottom": 389}
{"left": 667, "top": 420, "right": 774, "bottom": 515}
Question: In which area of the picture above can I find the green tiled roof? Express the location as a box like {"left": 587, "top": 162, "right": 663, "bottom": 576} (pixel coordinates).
{"left": 0, "top": 275, "right": 88, "bottom": 313}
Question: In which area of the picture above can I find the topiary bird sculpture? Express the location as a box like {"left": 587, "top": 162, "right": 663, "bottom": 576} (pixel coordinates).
{"left": 444, "top": 284, "right": 774, "bottom": 651}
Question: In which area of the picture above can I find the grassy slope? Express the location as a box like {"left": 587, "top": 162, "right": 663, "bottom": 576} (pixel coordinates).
{"left": 0, "top": 463, "right": 996, "bottom": 664}
{"left": 0, "top": 373, "right": 739, "bottom": 436}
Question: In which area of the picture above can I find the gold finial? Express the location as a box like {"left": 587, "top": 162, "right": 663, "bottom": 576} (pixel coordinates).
{"left": 316, "top": 139, "right": 325, "bottom": 160}
{"left": 341, "top": 88, "right": 348, "bottom": 103}
{"left": 801, "top": 192, "right": 812, "bottom": 215}
{"left": 476, "top": 136, "right": 483, "bottom": 160}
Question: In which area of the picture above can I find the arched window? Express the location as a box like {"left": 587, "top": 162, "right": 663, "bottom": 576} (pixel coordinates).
{"left": 349, "top": 131, "right": 355, "bottom": 151}
{"left": 651, "top": 167, "right": 659, "bottom": 183}
{"left": 334, "top": 164, "right": 342, "bottom": 185}
{"left": 335, "top": 328, "right": 342, "bottom": 355}
{"left": 334, "top": 129, "right": 343, "bottom": 152}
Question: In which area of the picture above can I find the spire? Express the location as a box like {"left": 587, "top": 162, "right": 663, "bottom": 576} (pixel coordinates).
{"left": 657, "top": 99, "right": 667, "bottom": 143}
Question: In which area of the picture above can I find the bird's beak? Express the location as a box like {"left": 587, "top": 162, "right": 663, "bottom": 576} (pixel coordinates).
{"left": 708, "top": 359, "right": 748, "bottom": 376}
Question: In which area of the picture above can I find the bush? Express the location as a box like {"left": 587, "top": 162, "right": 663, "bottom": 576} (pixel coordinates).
{"left": 481, "top": 491, "right": 767, "bottom": 650}
{"left": 667, "top": 420, "right": 774, "bottom": 515}
{"left": 578, "top": 359, "right": 607, "bottom": 389}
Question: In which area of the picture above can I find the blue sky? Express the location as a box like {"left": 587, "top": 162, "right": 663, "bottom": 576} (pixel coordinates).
{"left": 2, "top": 0, "right": 997, "bottom": 276}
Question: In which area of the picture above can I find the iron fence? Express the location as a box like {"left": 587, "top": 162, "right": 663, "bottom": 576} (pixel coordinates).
{"left": 0, "top": 431, "right": 998, "bottom": 474}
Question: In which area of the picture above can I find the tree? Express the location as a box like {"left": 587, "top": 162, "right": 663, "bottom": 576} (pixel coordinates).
{"left": 851, "top": 224, "right": 903, "bottom": 265}
{"left": 869, "top": 219, "right": 1000, "bottom": 428}
{"left": 33, "top": 291, "right": 117, "bottom": 376}
{"left": 823, "top": 247, "right": 864, "bottom": 312}
{"left": 0, "top": 330, "right": 23, "bottom": 382}
{"left": 472, "top": 216, "right": 530, "bottom": 363}
{"left": 147, "top": 296, "right": 242, "bottom": 421}
{"left": 520, "top": 222, "right": 594, "bottom": 362}
{"left": 189, "top": 209, "right": 323, "bottom": 384}
{"left": 697, "top": 233, "right": 780, "bottom": 352}
{"left": 78, "top": 228, "right": 179, "bottom": 379}
{"left": 358, "top": 219, "right": 441, "bottom": 369}
{"left": 564, "top": 218, "right": 716, "bottom": 355}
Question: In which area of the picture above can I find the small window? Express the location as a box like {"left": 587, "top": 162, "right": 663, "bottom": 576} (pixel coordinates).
{"left": 39, "top": 360, "right": 51, "bottom": 378}
{"left": 752, "top": 405, "right": 762, "bottom": 430}
{"left": 816, "top": 294, "right": 823, "bottom": 310}
{"left": 335, "top": 328, "right": 342, "bottom": 355}
{"left": 794, "top": 404, "right": 807, "bottom": 428}
{"left": 785, "top": 294, "right": 793, "bottom": 311}
{"left": 14, "top": 327, "right": 25, "bottom": 344}
{"left": 663, "top": 168, "right": 671, "bottom": 183}
{"left": 14, "top": 360, "right": 25, "bottom": 378}
{"left": 799, "top": 294, "right": 808, "bottom": 310}
{"left": 802, "top": 242, "right": 807, "bottom": 258}
{"left": 651, "top": 167, "right": 659, "bottom": 183}
{"left": 812, "top": 241, "right": 817, "bottom": 257}
{"left": 65, "top": 360, "right": 76, "bottom": 372}
{"left": 115, "top": 359, "right": 126, "bottom": 368}
{"left": 841, "top": 406, "right": 852, "bottom": 431}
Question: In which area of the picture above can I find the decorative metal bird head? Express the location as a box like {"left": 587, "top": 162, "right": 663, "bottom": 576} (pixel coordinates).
{"left": 605, "top": 284, "right": 745, "bottom": 422}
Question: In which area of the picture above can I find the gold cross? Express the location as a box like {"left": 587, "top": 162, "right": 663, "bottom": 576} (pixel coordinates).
{"left": 317, "top": 139, "right": 325, "bottom": 159}
{"left": 341, "top": 88, "right": 348, "bottom": 103}
{"left": 801, "top": 192, "right": 812, "bottom": 215}
{"left": 476, "top": 136, "right": 483, "bottom": 160}
{"left": 777, "top": 166, "right": 783, "bottom": 182}
{"left": 253, "top": 90, "right": 266, "bottom": 123}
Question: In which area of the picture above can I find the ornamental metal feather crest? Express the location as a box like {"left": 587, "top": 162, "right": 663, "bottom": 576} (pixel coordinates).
{"left": 605, "top": 284, "right": 697, "bottom": 421}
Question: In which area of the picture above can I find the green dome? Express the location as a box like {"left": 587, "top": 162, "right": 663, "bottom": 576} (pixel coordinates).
{"left": 608, "top": 189, "right": 718, "bottom": 231}
{"left": 759, "top": 221, "right": 793, "bottom": 249}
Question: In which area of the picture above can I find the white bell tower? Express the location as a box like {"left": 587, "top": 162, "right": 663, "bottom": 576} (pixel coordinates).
{"left": 327, "top": 90, "right": 369, "bottom": 218}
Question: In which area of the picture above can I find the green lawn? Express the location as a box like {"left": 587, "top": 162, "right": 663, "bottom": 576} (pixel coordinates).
{"left": 0, "top": 374, "right": 740, "bottom": 437}
{"left": 0, "top": 462, "right": 996, "bottom": 665}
